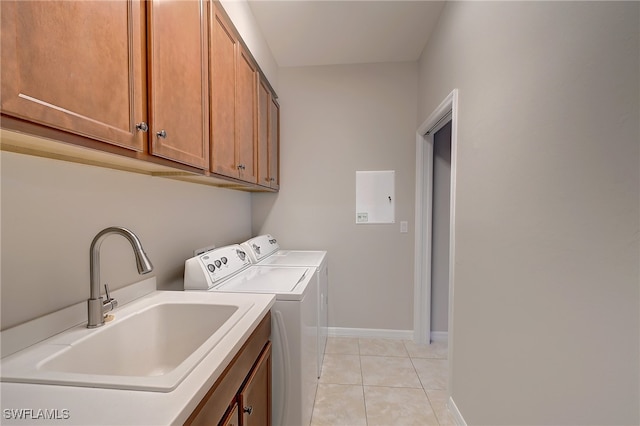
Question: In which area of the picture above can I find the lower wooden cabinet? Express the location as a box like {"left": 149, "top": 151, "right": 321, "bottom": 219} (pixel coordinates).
{"left": 185, "top": 312, "right": 271, "bottom": 426}
{"left": 239, "top": 341, "right": 271, "bottom": 425}
{"left": 220, "top": 404, "right": 239, "bottom": 426}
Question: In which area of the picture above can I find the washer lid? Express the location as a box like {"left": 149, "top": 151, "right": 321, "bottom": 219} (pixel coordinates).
{"left": 214, "top": 266, "right": 312, "bottom": 295}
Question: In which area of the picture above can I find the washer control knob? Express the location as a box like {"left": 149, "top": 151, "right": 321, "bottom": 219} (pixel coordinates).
{"left": 221, "top": 257, "right": 228, "bottom": 265}
{"left": 207, "top": 264, "right": 215, "bottom": 272}
{"left": 214, "top": 260, "right": 222, "bottom": 268}
{"left": 236, "top": 249, "right": 246, "bottom": 261}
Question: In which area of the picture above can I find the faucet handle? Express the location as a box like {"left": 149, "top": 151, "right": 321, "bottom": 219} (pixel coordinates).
{"left": 102, "top": 284, "right": 118, "bottom": 312}
{"left": 104, "top": 284, "right": 112, "bottom": 301}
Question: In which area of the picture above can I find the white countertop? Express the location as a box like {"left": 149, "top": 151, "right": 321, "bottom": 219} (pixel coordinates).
{"left": 0, "top": 289, "right": 275, "bottom": 425}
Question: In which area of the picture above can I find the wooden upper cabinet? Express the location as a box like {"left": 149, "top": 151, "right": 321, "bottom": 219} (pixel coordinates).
{"left": 268, "top": 97, "right": 280, "bottom": 190}
{"left": 257, "top": 78, "right": 270, "bottom": 187}
{"left": 236, "top": 47, "right": 257, "bottom": 184}
{"left": 210, "top": 4, "right": 260, "bottom": 185}
{"left": 1, "top": 0, "right": 279, "bottom": 190}
{"left": 0, "top": 0, "right": 147, "bottom": 151}
{"left": 210, "top": 6, "right": 238, "bottom": 178}
{"left": 148, "top": 0, "right": 209, "bottom": 168}
{"left": 257, "top": 77, "right": 279, "bottom": 190}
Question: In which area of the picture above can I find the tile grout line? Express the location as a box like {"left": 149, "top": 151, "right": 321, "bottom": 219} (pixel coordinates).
{"left": 357, "top": 338, "right": 369, "bottom": 426}
{"left": 315, "top": 337, "right": 449, "bottom": 426}
{"left": 405, "top": 340, "right": 443, "bottom": 426}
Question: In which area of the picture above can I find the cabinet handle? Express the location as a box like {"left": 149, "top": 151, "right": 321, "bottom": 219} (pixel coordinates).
{"left": 156, "top": 130, "right": 167, "bottom": 139}
{"left": 237, "top": 164, "right": 246, "bottom": 170}
{"left": 243, "top": 406, "right": 253, "bottom": 415}
{"left": 135, "top": 122, "right": 149, "bottom": 132}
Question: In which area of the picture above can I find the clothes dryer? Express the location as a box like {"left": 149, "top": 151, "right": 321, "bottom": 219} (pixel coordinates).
{"left": 184, "top": 245, "right": 318, "bottom": 426}
{"left": 241, "top": 234, "right": 328, "bottom": 378}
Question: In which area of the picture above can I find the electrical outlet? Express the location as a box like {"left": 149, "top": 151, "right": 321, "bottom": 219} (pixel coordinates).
{"left": 400, "top": 221, "right": 408, "bottom": 233}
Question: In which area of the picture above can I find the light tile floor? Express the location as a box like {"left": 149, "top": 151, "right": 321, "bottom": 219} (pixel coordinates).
{"left": 311, "top": 337, "right": 454, "bottom": 426}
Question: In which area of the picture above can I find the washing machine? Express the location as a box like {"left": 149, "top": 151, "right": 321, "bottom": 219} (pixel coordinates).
{"left": 184, "top": 244, "right": 317, "bottom": 426}
{"left": 241, "top": 234, "right": 328, "bottom": 378}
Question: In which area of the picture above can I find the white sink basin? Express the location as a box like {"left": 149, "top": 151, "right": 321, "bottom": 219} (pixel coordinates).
{"left": 41, "top": 303, "right": 237, "bottom": 377}
{"left": 0, "top": 291, "right": 262, "bottom": 392}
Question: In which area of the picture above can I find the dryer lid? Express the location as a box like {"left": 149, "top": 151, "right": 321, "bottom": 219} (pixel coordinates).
{"left": 258, "top": 250, "right": 326, "bottom": 267}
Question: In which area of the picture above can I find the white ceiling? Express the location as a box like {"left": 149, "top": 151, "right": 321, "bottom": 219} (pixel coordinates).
{"left": 247, "top": 1, "right": 445, "bottom": 67}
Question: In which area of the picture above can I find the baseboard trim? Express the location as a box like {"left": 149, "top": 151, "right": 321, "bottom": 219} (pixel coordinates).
{"left": 448, "top": 396, "right": 467, "bottom": 426}
{"left": 431, "top": 331, "right": 448, "bottom": 342}
{"left": 328, "top": 327, "right": 414, "bottom": 340}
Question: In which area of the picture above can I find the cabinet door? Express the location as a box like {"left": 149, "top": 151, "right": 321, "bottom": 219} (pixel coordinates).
{"left": 1, "top": 0, "right": 146, "bottom": 151}
{"left": 210, "top": 6, "right": 238, "bottom": 178}
{"left": 239, "top": 343, "right": 272, "bottom": 426}
{"left": 148, "top": 0, "right": 209, "bottom": 168}
{"left": 236, "top": 47, "right": 257, "bottom": 183}
{"left": 268, "top": 98, "right": 280, "bottom": 190}
{"left": 221, "top": 403, "right": 240, "bottom": 426}
{"left": 256, "top": 78, "right": 270, "bottom": 187}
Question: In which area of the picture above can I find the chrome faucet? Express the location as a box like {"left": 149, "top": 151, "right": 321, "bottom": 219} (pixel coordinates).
{"left": 88, "top": 227, "right": 154, "bottom": 328}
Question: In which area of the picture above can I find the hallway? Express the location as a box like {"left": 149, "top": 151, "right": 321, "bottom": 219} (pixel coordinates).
{"left": 311, "top": 337, "right": 454, "bottom": 425}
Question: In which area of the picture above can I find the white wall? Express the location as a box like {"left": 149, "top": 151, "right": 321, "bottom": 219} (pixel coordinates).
{"left": 0, "top": 151, "right": 251, "bottom": 330}
{"left": 418, "top": 2, "right": 639, "bottom": 424}
{"left": 252, "top": 62, "right": 418, "bottom": 331}
{"left": 219, "top": 0, "right": 278, "bottom": 91}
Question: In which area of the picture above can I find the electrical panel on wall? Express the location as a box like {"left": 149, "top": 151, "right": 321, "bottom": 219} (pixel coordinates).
{"left": 355, "top": 170, "right": 395, "bottom": 224}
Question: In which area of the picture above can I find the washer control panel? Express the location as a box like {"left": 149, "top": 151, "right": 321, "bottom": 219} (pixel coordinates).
{"left": 184, "top": 244, "right": 251, "bottom": 290}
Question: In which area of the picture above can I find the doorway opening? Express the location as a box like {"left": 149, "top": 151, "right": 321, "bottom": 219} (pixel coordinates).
{"left": 413, "top": 89, "right": 458, "bottom": 349}
{"left": 431, "top": 121, "right": 452, "bottom": 341}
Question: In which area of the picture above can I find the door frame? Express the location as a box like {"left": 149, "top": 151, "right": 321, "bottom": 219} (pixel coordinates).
{"left": 413, "top": 89, "right": 459, "bottom": 345}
